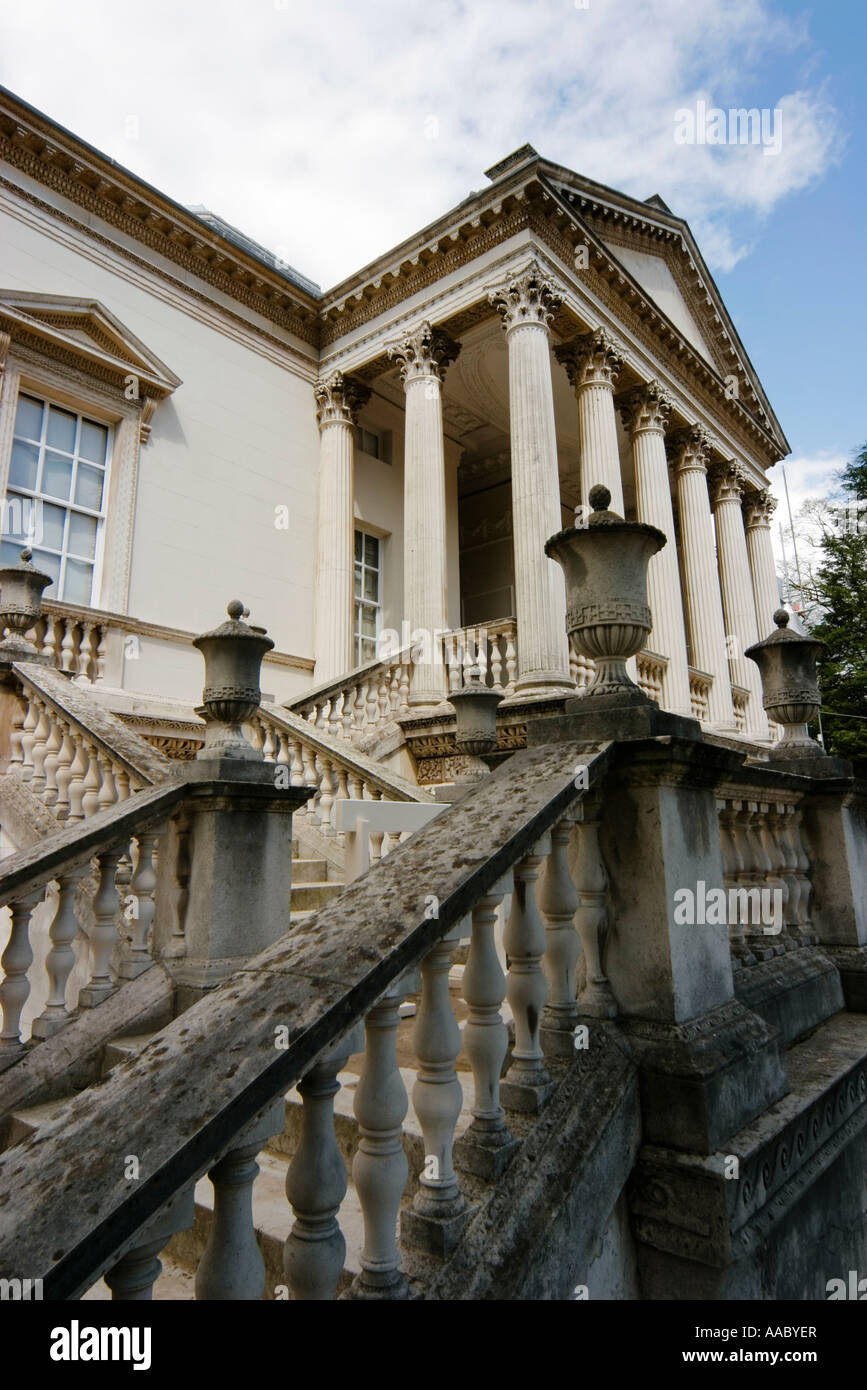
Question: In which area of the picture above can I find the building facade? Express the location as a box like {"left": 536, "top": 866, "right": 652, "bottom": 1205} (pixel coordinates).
{"left": 0, "top": 89, "right": 786, "bottom": 752}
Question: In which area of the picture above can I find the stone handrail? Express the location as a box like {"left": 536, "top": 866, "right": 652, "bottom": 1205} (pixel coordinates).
{"left": 0, "top": 738, "right": 613, "bottom": 1298}
{"left": 7, "top": 661, "right": 173, "bottom": 827}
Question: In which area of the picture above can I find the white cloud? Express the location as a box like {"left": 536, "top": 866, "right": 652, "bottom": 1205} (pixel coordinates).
{"left": 0, "top": 0, "right": 842, "bottom": 287}
{"left": 767, "top": 454, "right": 848, "bottom": 568}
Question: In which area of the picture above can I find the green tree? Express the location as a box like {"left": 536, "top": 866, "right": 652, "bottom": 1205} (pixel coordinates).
{"left": 787, "top": 444, "right": 867, "bottom": 770}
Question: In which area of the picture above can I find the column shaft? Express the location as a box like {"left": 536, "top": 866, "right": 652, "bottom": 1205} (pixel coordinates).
{"left": 556, "top": 329, "right": 624, "bottom": 514}
{"left": 744, "top": 492, "right": 781, "bottom": 639}
{"left": 669, "top": 427, "right": 736, "bottom": 729}
{"left": 620, "top": 383, "right": 692, "bottom": 716}
{"left": 313, "top": 373, "right": 369, "bottom": 683}
{"left": 490, "top": 261, "right": 572, "bottom": 697}
{"left": 710, "top": 465, "right": 769, "bottom": 738}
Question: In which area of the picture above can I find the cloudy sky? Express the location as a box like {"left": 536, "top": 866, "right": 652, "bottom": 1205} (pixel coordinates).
{"left": 1, "top": 0, "right": 863, "bottom": 549}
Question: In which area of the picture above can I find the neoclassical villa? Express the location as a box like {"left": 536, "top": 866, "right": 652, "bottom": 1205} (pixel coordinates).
{"left": 0, "top": 85, "right": 865, "bottom": 1306}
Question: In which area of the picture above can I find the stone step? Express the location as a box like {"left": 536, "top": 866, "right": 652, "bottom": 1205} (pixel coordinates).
{"left": 290, "top": 856, "right": 330, "bottom": 884}
{"left": 288, "top": 881, "right": 345, "bottom": 911}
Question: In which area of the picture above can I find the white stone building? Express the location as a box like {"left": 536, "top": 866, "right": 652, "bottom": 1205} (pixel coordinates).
{"left": 0, "top": 88, "right": 787, "bottom": 759}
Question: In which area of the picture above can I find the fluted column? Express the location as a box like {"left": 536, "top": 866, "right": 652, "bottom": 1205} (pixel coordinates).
{"left": 556, "top": 328, "right": 625, "bottom": 515}
{"left": 709, "top": 462, "right": 770, "bottom": 738}
{"left": 668, "top": 426, "right": 736, "bottom": 729}
{"left": 387, "top": 321, "right": 459, "bottom": 707}
{"left": 313, "top": 372, "right": 371, "bottom": 684}
{"left": 489, "top": 260, "right": 572, "bottom": 697}
{"left": 743, "top": 490, "right": 781, "bottom": 639}
{"left": 618, "top": 381, "right": 692, "bottom": 716}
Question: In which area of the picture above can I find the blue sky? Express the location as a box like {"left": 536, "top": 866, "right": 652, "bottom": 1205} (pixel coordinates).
{"left": 0, "top": 0, "right": 862, "bottom": 540}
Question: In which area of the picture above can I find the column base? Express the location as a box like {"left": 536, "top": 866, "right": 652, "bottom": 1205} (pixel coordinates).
{"left": 501, "top": 1060, "right": 557, "bottom": 1113}
{"left": 540, "top": 1010, "right": 580, "bottom": 1059}
{"left": 400, "top": 1198, "right": 476, "bottom": 1258}
{"left": 348, "top": 1269, "right": 411, "bottom": 1300}
{"left": 454, "top": 1121, "right": 520, "bottom": 1180}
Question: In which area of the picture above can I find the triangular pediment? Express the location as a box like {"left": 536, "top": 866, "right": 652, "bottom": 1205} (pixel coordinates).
{"left": 0, "top": 292, "right": 181, "bottom": 397}
{"left": 598, "top": 239, "right": 718, "bottom": 367}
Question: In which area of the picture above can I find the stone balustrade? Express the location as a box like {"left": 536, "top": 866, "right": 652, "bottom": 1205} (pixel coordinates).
{"left": 635, "top": 650, "right": 667, "bottom": 705}
{"left": 688, "top": 666, "right": 712, "bottom": 722}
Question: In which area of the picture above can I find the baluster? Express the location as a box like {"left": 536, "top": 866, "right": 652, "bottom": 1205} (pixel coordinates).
{"left": 388, "top": 664, "right": 401, "bottom": 714}
{"left": 94, "top": 625, "right": 108, "bottom": 682}
{"left": 284, "top": 1024, "right": 363, "bottom": 1300}
{"left": 196, "top": 1102, "right": 284, "bottom": 1301}
{"left": 97, "top": 752, "right": 118, "bottom": 812}
{"left": 28, "top": 700, "right": 51, "bottom": 792}
{"left": 718, "top": 800, "right": 754, "bottom": 967}
{"left": 66, "top": 733, "right": 89, "bottom": 821}
{"left": 78, "top": 849, "right": 122, "bottom": 1006}
{"left": 0, "top": 890, "right": 42, "bottom": 1055}
{"left": 377, "top": 670, "right": 390, "bottom": 724}
{"left": 81, "top": 742, "right": 102, "bottom": 819}
{"left": 38, "top": 614, "right": 56, "bottom": 663}
{"left": 455, "top": 878, "right": 518, "bottom": 1178}
{"left": 329, "top": 692, "right": 344, "bottom": 737}
{"left": 74, "top": 621, "right": 95, "bottom": 682}
{"left": 501, "top": 840, "right": 555, "bottom": 1110}
{"left": 19, "top": 696, "right": 39, "bottom": 780}
{"left": 759, "top": 804, "right": 790, "bottom": 950}
{"left": 398, "top": 661, "right": 410, "bottom": 711}
{"left": 114, "top": 765, "right": 132, "bottom": 802}
{"left": 777, "top": 803, "right": 802, "bottom": 937}
{"left": 261, "top": 722, "right": 276, "bottom": 762}
{"left": 791, "top": 805, "right": 814, "bottom": 941}
{"left": 300, "top": 744, "right": 318, "bottom": 819}
{"left": 42, "top": 716, "right": 63, "bottom": 807}
{"left": 401, "top": 929, "right": 470, "bottom": 1255}
{"left": 368, "top": 788, "right": 384, "bottom": 862}
{"left": 8, "top": 696, "right": 25, "bottom": 769}
{"left": 573, "top": 800, "right": 617, "bottom": 1016}
{"left": 490, "top": 633, "right": 503, "bottom": 689}
{"left": 274, "top": 730, "right": 290, "bottom": 768}
{"left": 247, "top": 720, "right": 265, "bottom": 756}
{"left": 317, "top": 759, "right": 335, "bottom": 835}
{"left": 365, "top": 678, "right": 379, "bottom": 729}
{"left": 119, "top": 830, "right": 159, "bottom": 978}
{"left": 342, "top": 689, "right": 355, "bottom": 740}
{"left": 31, "top": 870, "right": 88, "bottom": 1039}
{"left": 352, "top": 975, "right": 414, "bottom": 1298}
{"left": 59, "top": 618, "right": 76, "bottom": 674}
{"left": 315, "top": 699, "right": 330, "bottom": 732}
{"left": 353, "top": 682, "right": 367, "bottom": 737}
{"left": 539, "top": 817, "right": 581, "bottom": 1054}
{"left": 504, "top": 630, "right": 518, "bottom": 690}
{"left": 289, "top": 738, "right": 305, "bottom": 786}
{"left": 333, "top": 764, "right": 349, "bottom": 830}
{"left": 53, "top": 721, "right": 75, "bottom": 819}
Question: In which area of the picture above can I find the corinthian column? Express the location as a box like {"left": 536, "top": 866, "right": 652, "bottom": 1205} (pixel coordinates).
{"left": 556, "top": 328, "right": 625, "bottom": 515}
{"left": 489, "top": 260, "right": 572, "bottom": 697}
{"left": 709, "top": 463, "right": 770, "bottom": 738}
{"left": 668, "top": 426, "right": 736, "bottom": 729}
{"left": 313, "top": 372, "right": 370, "bottom": 683}
{"left": 743, "top": 491, "right": 780, "bottom": 639}
{"left": 618, "top": 382, "right": 692, "bottom": 716}
{"left": 387, "top": 321, "right": 459, "bottom": 706}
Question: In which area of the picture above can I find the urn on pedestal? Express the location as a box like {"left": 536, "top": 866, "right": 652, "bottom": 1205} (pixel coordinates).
{"left": 193, "top": 600, "right": 274, "bottom": 760}
{"left": 545, "top": 485, "right": 665, "bottom": 703}
{"left": 745, "top": 609, "right": 826, "bottom": 759}
{"left": 448, "top": 669, "right": 503, "bottom": 780}
{"left": 0, "top": 547, "right": 53, "bottom": 661}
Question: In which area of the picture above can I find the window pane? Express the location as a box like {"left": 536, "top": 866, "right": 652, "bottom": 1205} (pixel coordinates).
{"left": 30, "top": 549, "right": 60, "bottom": 589}
{"left": 363, "top": 568, "right": 378, "bottom": 601}
{"left": 46, "top": 406, "right": 77, "bottom": 454}
{"left": 42, "top": 452, "right": 74, "bottom": 502}
{"left": 41, "top": 503, "right": 66, "bottom": 552}
{"left": 0, "top": 539, "right": 26, "bottom": 568}
{"left": 360, "top": 637, "right": 377, "bottom": 662}
{"left": 364, "top": 534, "right": 379, "bottom": 568}
{"left": 9, "top": 440, "right": 39, "bottom": 491}
{"left": 354, "top": 563, "right": 363, "bottom": 598}
{"left": 79, "top": 419, "right": 108, "bottom": 465}
{"left": 75, "top": 463, "right": 104, "bottom": 510}
{"left": 68, "top": 511, "right": 97, "bottom": 560}
{"left": 360, "top": 605, "right": 377, "bottom": 638}
{"left": 354, "top": 531, "right": 363, "bottom": 561}
{"left": 14, "top": 396, "right": 43, "bottom": 442}
{"left": 63, "top": 558, "right": 93, "bottom": 606}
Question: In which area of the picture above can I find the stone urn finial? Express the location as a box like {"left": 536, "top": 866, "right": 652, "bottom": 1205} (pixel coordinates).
{"left": 745, "top": 608, "right": 826, "bottom": 758}
{"left": 545, "top": 484, "right": 666, "bottom": 702}
{"left": 0, "top": 547, "right": 53, "bottom": 659}
{"left": 448, "top": 667, "right": 503, "bottom": 780}
{"left": 193, "top": 600, "right": 274, "bottom": 760}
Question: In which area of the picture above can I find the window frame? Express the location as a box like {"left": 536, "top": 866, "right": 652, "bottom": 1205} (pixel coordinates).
{"left": 353, "top": 527, "right": 383, "bottom": 666}
{"left": 3, "top": 388, "right": 114, "bottom": 606}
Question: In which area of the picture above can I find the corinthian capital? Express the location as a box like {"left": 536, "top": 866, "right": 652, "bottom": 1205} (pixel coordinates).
{"left": 743, "top": 490, "right": 778, "bottom": 529}
{"left": 488, "top": 258, "right": 563, "bottom": 331}
{"left": 314, "top": 371, "right": 371, "bottom": 428}
{"left": 386, "top": 320, "right": 460, "bottom": 386}
{"left": 667, "top": 424, "right": 712, "bottom": 475}
{"left": 708, "top": 460, "right": 749, "bottom": 507}
{"left": 617, "top": 379, "right": 673, "bottom": 435}
{"left": 555, "top": 328, "right": 623, "bottom": 390}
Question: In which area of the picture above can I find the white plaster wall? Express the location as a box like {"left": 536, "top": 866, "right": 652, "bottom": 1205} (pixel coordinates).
{"left": 0, "top": 194, "right": 319, "bottom": 675}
